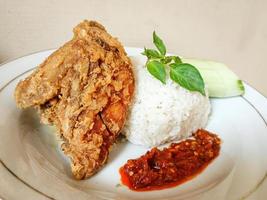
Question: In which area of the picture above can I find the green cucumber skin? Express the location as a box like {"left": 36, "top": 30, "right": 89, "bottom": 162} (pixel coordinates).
{"left": 181, "top": 58, "right": 245, "bottom": 98}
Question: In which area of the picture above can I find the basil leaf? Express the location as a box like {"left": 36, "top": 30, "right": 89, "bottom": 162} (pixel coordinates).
{"left": 172, "top": 56, "right": 182, "bottom": 64}
{"left": 142, "top": 48, "right": 161, "bottom": 59}
{"left": 161, "top": 56, "right": 173, "bottom": 64}
{"left": 170, "top": 63, "right": 205, "bottom": 95}
{"left": 147, "top": 60, "right": 166, "bottom": 84}
{"left": 153, "top": 31, "right": 166, "bottom": 56}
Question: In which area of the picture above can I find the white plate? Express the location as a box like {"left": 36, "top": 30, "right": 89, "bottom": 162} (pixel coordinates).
{"left": 0, "top": 48, "right": 267, "bottom": 200}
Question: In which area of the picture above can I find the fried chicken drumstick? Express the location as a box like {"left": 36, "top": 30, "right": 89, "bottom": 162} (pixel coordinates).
{"left": 15, "top": 20, "right": 134, "bottom": 179}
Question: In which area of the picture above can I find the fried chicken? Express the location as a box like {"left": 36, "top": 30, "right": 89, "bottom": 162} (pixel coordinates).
{"left": 14, "top": 20, "right": 135, "bottom": 179}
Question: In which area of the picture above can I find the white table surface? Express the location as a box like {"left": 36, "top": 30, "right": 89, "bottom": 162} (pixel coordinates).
{"left": 0, "top": 0, "right": 266, "bottom": 96}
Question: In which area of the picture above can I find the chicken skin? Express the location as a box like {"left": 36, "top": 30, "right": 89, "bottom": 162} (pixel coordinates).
{"left": 15, "top": 20, "right": 134, "bottom": 179}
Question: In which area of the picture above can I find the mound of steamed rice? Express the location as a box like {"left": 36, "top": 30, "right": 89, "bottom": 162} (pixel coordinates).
{"left": 122, "top": 56, "right": 211, "bottom": 147}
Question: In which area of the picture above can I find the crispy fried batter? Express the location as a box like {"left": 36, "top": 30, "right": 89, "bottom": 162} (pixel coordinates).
{"left": 14, "top": 20, "right": 134, "bottom": 179}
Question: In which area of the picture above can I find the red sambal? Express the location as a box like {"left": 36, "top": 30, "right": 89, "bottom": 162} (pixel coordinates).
{"left": 119, "top": 129, "right": 221, "bottom": 191}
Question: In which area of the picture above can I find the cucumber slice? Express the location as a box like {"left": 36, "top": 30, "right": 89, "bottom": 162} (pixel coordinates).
{"left": 181, "top": 58, "right": 245, "bottom": 98}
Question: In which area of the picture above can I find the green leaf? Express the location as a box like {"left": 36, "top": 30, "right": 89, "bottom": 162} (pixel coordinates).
{"left": 146, "top": 60, "right": 166, "bottom": 84}
{"left": 163, "top": 56, "right": 182, "bottom": 64}
{"left": 161, "top": 56, "right": 173, "bottom": 64}
{"left": 170, "top": 63, "right": 205, "bottom": 95}
{"left": 142, "top": 48, "right": 162, "bottom": 59}
{"left": 172, "top": 56, "right": 182, "bottom": 64}
{"left": 153, "top": 31, "right": 166, "bottom": 56}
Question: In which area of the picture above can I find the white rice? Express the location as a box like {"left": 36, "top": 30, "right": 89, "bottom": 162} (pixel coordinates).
{"left": 122, "top": 56, "right": 211, "bottom": 147}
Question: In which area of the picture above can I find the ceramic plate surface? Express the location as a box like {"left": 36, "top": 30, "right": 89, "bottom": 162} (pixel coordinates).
{"left": 0, "top": 48, "right": 267, "bottom": 200}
